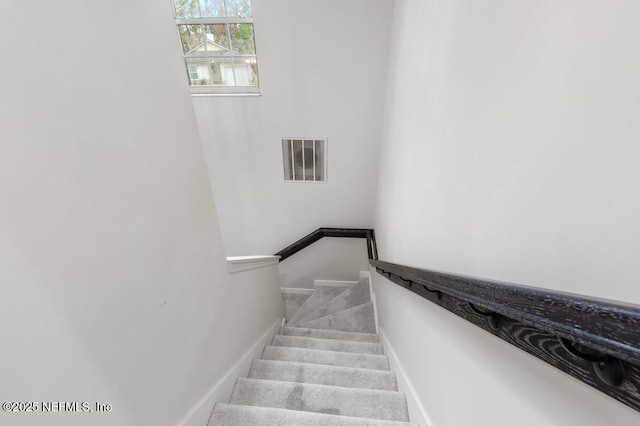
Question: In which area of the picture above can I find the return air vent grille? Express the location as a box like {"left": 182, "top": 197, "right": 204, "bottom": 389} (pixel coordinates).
{"left": 282, "top": 138, "right": 327, "bottom": 182}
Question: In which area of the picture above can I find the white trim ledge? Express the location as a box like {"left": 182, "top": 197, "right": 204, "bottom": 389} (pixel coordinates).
{"left": 226, "top": 255, "right": 280, "bottom": 274}
{"left": 280, "top": 287, "right": 315, "bottom": 295}
{"left": 314, "top": 279, "right": 359, "bottom": 288}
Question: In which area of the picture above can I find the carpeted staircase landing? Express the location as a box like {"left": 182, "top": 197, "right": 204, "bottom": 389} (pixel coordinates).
{"left": 208, "top": 279, "right": 416, "bottom": 425}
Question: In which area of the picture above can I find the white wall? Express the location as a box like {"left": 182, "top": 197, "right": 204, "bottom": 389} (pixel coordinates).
{"left": 279, "top": 238, "right": 370, "bottom": 289}
{"left": 193, "top": 0, "right": 394, "bottom": 258}
{"left": 374, "top": 0, "right": 640, "bottom": 424}
{"left": 376, "top": 0, "right": 640, "bottom": 303}
{"left": 0, "top": 2, "right": 281, "bottom": 425}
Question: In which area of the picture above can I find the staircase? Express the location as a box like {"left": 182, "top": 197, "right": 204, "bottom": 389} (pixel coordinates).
{"left": 208, "top": 278, "right": 416, "bottom": 425}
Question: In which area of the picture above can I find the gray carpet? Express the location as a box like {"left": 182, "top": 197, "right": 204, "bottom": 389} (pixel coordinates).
{"left": 298, "top": 302, "right": 377, "bottom": 333}
{"left": 281, "top": 292, "right": 311, "bottom": 322}
{"left": 271, "top": 335, "right": 384, "bottom": 355}
{"left": 279, "top": 326, "right": 380, "bottom": 343}
{"left": 295, "top": 279, "right": 372, "bottom": 324}
{"left": 262, "top": 346, "right": 390, "bottom": 370}
{"left": 248, "top": 359, "right": 398, "bottom": 391}
{"left": 211, "top": 404, "right": 415, "bottom": 425}
{"left": 208, "top": 280, "right": 415, "bottom": 425}
{"left": 230, "top": 378, "right": 410, "bottom": 422}
{"left": 288, "top": 286, "right": 350, "bottom": 325}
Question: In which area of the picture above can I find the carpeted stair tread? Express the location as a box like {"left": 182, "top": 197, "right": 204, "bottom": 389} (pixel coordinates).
{"left": 209, "top": 403, "right": 417, "bottom": 426}
{"left": 296, "top": 279, "right": 371, "bottom": 324}
{"left": 282, "top": 292, "right": 312, "bottom": 322}
{"left": 262, "top": 346, "right": 389, "bottom": 370}
{"left": 229, "top": 378, "right": 410, "bottom": 422}
{"left": 272, "top": 335, "right": 383, "bottom": 355}
{"left": 287, "top": 286, "right": 349, "bottom": 325}
{"left": 248, "top": 359, "right": 398, "bottom": 391}
{"left": 280, "top": 326, "right": 379, "bottom": 343}
{"left": 298, "top": 302, "right": 377, "bottom": 333}
{"left": 207, "top": 277, "right": 414, "bottom": 424}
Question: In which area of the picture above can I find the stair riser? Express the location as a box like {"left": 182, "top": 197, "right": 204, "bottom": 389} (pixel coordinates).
{"left": 280, "top": 326, "right": 380, "bottom": 343}
{"left": 249, "top": 359, "right": 398, "bottom": 391}
{"left": 210, "top": 403, "right": 417, "bottom": 425}
{"left": 272, "top": 335, "right": 383, "bottom": 355}
{"left": 262, "top": 346, "right": 389, "bottom": 371}
{"left": 230, "top": 378, "right": 410, "bottom": 422}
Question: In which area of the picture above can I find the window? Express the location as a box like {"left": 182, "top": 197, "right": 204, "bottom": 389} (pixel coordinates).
{"left": 172, "top": 0, "right": 260, "bottom": 95}
{"left": 187, "top": 64, "right": 200, "bottom": 80}
{"left": 282, "top": 139, "right": 327, "bottom": 183}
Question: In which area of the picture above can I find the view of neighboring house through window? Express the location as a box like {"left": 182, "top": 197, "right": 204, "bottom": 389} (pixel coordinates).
{"left": 188, "top": 64, "right": 200, "bottom": 80}
{"left": 172, "top": 0, "right": 259, "bottom": 94}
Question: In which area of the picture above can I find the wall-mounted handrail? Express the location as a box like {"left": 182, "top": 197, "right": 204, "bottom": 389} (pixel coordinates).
{"left": 275, "top": 227, "right": 377, "bottom": 262}
{"left": 370, "top": 259, "right": 640, "bottom": 413}
{"left": 274, "top": 227, "right": 640, "bottom": 411}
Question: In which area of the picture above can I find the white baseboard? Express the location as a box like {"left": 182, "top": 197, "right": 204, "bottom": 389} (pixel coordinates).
{"left": 379, "top": 327, "right": 432, "bottom": 426}
{"left": 314, "top": 279, "right": 358, "bottom": 288}
{"left": 372, "top": 292, "right": 379, "bottom": 335}
{"left": 280, "top": 287, "right": 314, "bottom": 295}
{"left": 180, "top": 319, "right": 282, "bottom": 426}
{"left": 360, "top": 271, "right": 379, "bottom": 334}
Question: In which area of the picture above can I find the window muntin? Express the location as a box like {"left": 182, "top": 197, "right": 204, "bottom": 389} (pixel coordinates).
{"left": 172, "top": 0, "right": 259, "bottom": 94}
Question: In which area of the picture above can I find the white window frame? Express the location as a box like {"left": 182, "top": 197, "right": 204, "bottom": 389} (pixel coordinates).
{"left": 171, "top": 2, "right": 260, "bottom": 96}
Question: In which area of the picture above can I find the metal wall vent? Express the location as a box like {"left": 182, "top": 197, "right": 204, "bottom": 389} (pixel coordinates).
{"left": 282, "top": 138, "right": 327, "bottom": 182}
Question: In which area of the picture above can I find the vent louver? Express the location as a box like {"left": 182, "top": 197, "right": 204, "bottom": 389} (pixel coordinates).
{"left": 282, "top": 138, "right": 327, "bottom": 182}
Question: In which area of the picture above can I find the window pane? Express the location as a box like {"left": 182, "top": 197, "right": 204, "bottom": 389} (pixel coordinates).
{"left": 174, "top": 0, "right": 200, "bottom": 18}
{"left": 199, "top": 0, "right": 225, "bottom": 17}
{"left": 233, "top": 57, "right": 259, "bottom": 86}
{"left": 315, "top": 140, "right": 325, "bottom": 181}
{"left": 202, "top": 24, "right": 230, "bottom": 55}
{"left": 229, "top": 23, "right": 256, "bottom": 55}
{"left": 205, "top": 62, "right": 219, "bottom": 86}
{"left": 186, "top": 58, "right": 212, "bottom": 85}
{"left": 282, "top": 140, "right": 293, "bottom": 180}
{"left": 225, "top": 0, "right": 252, "bottom": 17}
{"left": 293, "top": 140, "right": 303, "bottom": 181}
{"left": 207, "top": 57, "right": 235, "bottom": 86}
{"left": 179, "top": 25, "right": 204, "bottom": 55}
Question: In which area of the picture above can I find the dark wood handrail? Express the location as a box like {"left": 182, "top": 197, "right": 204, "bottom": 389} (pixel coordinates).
{"left": 371, "top": 259, "right": 640, "bottom": 412}
{"left": 275, "top": 228, "right": 378, "bottom": 262}
{"left": 274, "top": 227, "right": 640, "bottom": 411}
